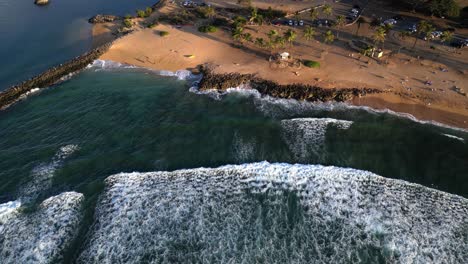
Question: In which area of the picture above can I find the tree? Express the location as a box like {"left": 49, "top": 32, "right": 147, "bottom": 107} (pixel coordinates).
{"left": 303, "top": 26, "right": 316, "bottom": 41}
{"left": 274, "top": 36, "right": 286, "bottom": 48}
{"left": 322, "top": 4, "right": 333, "bottom": 18}
{"left": 335, "top": 15, "right": 346, "bottom": 38}
{"left": 381, "top": 23, "right": 393, "bottom": 33}
{"left": 412, "top": 20, "right": 433, "bottom": 49}
{"left": 429, "top": 0, "right": 460, "bottom": 17}
{"left": 373, "top": 26, "right": 387, "bottom": 49}
{"left": 267, "top": 29, "right": 278, "bottom": 41}
{"left": 232, "top": 27, "right": 244, "bottom": 43}
{"left": 204, "top": 6, "right": 216, "bottom": 19}
{"left": 242, "top": 32, "right": 253, "bottom": 42}
{"left": 323, "top": 30, "right": 335, "bottom": 44}
{"left": 284, "top": 29, "right": 297, "bottom": 46}
{"left": 310, "top": 8, "right": 319, "bottom": 20}
{"left": 355, "top": 16, "right": 366, "bottom": 36}
{"left": 250, "top": 8, "right": 264, "bottom": 25}
{"left": 255, "top": 37, "right": 266, "bottom": 48}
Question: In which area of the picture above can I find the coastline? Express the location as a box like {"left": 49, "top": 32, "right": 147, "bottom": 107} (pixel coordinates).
{"left": 1, "top": 0, "right": 467, "bottom": 129}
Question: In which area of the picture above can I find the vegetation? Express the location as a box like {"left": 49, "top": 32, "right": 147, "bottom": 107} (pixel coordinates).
{"left": 334, "top": 15, "right": 346, "bottom": 38}
{"left": 322, "top": 4, "right": 333, "bottom": 18}
{"left": 440, "top": 30, "right": 453, "bottom": 45}
{"left": 373, "top": 26, "right": 387, "bottom": 49}
{"left": 412, "top": 20, "right": 434, "bottom": 49}
{"left": 397, "top": 0, "right": 460, "bottom": 17}
{"left": 303, "top": 60, "right": 320, "bottom": 68}
{"left": 303, "top": 26, "right": 316, "bottom": 41}
{"left": 255, "top": 37, "right": 266, "bottom": 48}
{"left": 159, "top": 31, "right": 169, "bottom": 37}
{"left": 197, "top": 6, "right": 216, "bottom": 19}
{"left": 125, "top": 14, "right": 132, "bottom": 20}
{"left": 136, "top": 10, "right": 147, "bottom": 18}
{"left": 198, "top": 25, "right": 218, "bottom": 33}
{"left": 249, "top": 7, "right": 264, "bottom": 25}
{"left": 147, "top": 20, "right": 158, "bottom": 28}
{"left": 232, "top": 16, "right": 247, "bottom": 28}
{"left": 232, "top": 26, "right": 244, "bottom": 42}
{"left": 283, "top": 29, "right": 297, "bottom": 46}
{"left": 123, "top": 19, "right": 132, "bottom": 28}
{"left": 145, "top": 7, "right": 153, "bottom": 17}
{"left": 310, "top": 8, "right": 319, "bottom": 20}
{"left": 323, "top": 30, "right": 335, "bottom": 44}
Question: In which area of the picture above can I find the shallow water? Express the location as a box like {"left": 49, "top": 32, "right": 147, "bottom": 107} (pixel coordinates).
{"left": 0, "top": 0, "right": 157, "bottom": 89}
{"left": 0, "top": 66, "right": 467, "bottom": 262}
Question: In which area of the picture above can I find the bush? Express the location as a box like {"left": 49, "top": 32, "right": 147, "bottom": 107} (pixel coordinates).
{"left": 303, "top": 60, "right": 320, "bottom": 68}
{"left": 159, "top": 31, "right": 169, "bottom": 37}
{"left": 123, "top": 19, "right": 132, "bottom": 28}
{"left": 136, "top": 10, "right": 146, "bottom": 18}
{"left": 145, "top": 7, "right": 153, "bottom": 17}
{"left": 198, "top": 25, "right": 218, "bottom": 33}
{"left": 125, "top": 14, "right": 132, "bottom": 20}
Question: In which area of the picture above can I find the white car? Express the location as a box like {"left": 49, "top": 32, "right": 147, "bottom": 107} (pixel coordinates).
{"left": 382, "top": 19, "right": 397, "bottom": 26}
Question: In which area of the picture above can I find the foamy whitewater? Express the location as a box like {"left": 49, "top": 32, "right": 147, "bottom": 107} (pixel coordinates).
{"left": 18, "top": 144, "right": 79, "bottom": 203}
{"left": 0, "top": 192, "right": 84, "bottom": 263}
{"left": 78, "top": 162, "right": 468, "bottom": 263}
{"left": 281, "top": 118, "right": 353, "bottom": 162}
{"left": 88, "top": 60, "right": 198, "bottom": 81}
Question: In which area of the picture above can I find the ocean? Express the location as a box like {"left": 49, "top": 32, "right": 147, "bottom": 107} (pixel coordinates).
{"left": 0, "top": 0, "right": 157, "bottom": 89}
{"left": 0, "top": 63, "right": 467, "bottom": 262}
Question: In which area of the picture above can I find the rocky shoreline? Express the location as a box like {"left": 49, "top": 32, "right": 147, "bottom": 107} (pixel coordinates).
{"left": 198, "top": 66, "right": 382, "bottom": 102}
{"left": 0, "top": 42, "right": 113, "bottom": 110}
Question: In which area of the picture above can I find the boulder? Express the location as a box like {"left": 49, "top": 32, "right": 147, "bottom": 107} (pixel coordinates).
{"left": 35, "top": 0, "right": 49, "bottom": 5}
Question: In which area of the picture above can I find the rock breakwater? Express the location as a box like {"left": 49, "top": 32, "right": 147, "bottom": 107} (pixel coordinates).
{"left": 198, "top": 67, "right": 381, "bottom": 102}
{"left": 0, "top": 42, "right": 114, "bottom": 110}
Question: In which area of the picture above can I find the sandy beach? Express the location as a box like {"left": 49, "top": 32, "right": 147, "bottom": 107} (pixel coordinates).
{"left": 96, "top": 0, "right": 468, "bottom": 128}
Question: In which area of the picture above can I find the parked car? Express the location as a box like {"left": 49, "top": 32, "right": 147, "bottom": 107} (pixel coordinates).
{"left": 450, "top": 39, "right": 468, "bottom": 48}
{"left": 392, "top": 15, "right": 403, "bottom": 21}
{"left": 313, "top": 19, "right": 332, "bottom": 27}
{"left": 382, "top": 19, "right": 397, "bottom": 26}
{"left": 424, "top": 31, "right": 442, "bottom": 40}
{"left": 288, "top": 20, "right": 293, "bottom": 26}
{"left": 407, "top": 24, "right": 417, "bottom": 33}
{"left": 299, "top": 20, "right": 304, "bottom": 26}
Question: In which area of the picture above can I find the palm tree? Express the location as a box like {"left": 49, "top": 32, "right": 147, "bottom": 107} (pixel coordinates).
{"left": 322, "top": 4, "right": 333, "bottom": 18}
{"left": 335, "top": 15, "right": 346, "bottom": 39}
{"left": 381, "top": 23, "right": 393, "bottom": 33}
{"left": 249, "top": 7, "right": 263, "bottom": 25}
{"left": 355, "top": 16, "right": 366, "bottom": 36}
{"left": 323, "top": 30, "right": 335, "bottom": 44}
{"left": 242, "top": 32, "right": 252, "bottom": 42}
{"left": 267, "top": 29, "right": 278, "bottom": 41}
{"left": 255, "top": 37, "right": 265, "bottom": 48}
{"left": 205, "top": 6, "right": 215, "bottom": 20}
{"left": 373, "top": 26, "right": 386, "bottom": 49}
{"left": 412, "top": 20, "right": 432, "bottom": 49}
{"left": 284, "top": 29, "right": 297, "bottom": 46}
{"left": 440, "top": 30, "right": 453, "bottom": 45}
{"left": 303, "top": 26, "right": 316, "bottom": 41}
{"left": 274, "top": 36, "right": 286, "bottom": 48}
{"left": 232, "top": 26, "right": 244, "bottom": 43}
{"left": 310, "top": 8, "right": 319, "bottom": 21}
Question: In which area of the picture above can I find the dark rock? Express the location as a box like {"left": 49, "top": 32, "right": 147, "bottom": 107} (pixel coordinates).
{"left": 35, "top": 0, "right": 49, "bottom": 5}
{"left": 89, "top": 15, "right": 122, "bottom": 24}
{"left": 198, "top": 66, "right": 382, "bottom": 103}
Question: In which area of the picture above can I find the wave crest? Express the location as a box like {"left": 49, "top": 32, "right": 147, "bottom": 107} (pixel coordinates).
{"left": 79, "top": 162, "right": 468, "bottom": 263}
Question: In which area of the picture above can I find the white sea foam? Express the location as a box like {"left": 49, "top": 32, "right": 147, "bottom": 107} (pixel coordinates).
{"left": 231, "top": 131, "right": 256, "bottom": 162}
{"left": 281, "top": 118, "right": 353, "bottom": 162}
{"left": 442, "top": 133, "right": 465, "bottom": 142}
{"left": 88, "top": 60, "right": 199, "bottom": 81}
{"left": 18, "top": 144, "right": 79, "bottom": 203}
{"left": 0, "top": 192, "right": 84, "bottom": 264}
{"left": 0, "top": 200, "right": 21, "bottom": 224}
{"left": 78, "top": 162, "right": 468, "bottom": 263}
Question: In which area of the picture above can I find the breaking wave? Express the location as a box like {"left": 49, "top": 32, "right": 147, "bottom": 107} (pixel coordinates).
{"left": 281, "top": 118, "right": 353, "bottom": 162}
{"left": 88, "top": 60, "right": 199, "bottom": 81}
{"left": 0, "top": 192, "right": 84, "bottom": 263}
{"left": 78, "top": 162, "right": 467, "bottom": 263}
{"left": 442, "top": 133, "right": 465, "bottom": 142}
{"left": 18, "top": 144, "right": 79, "bottom": 203}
